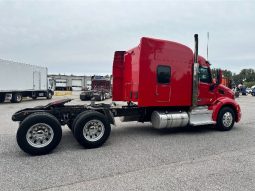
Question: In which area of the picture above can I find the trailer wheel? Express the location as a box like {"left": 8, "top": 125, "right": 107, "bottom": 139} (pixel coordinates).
{"left": 11, "top": 93, "right": 22, "bottom": 103}
{"left": 73, "top": 111, "right": 111, "bottom": 148}
{"left": 16, "top": 112, "right": 62, "bottom": 155}
{"left": 216, "top": 107, "right": 235, "bottom": 131}
{"left": 47, "top": 91, "right": 53, "bottom": 99}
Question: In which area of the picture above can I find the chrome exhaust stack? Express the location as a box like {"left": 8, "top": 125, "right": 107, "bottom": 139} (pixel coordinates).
{"left": 192, "top": 34, "right": 199, "bottom": 107}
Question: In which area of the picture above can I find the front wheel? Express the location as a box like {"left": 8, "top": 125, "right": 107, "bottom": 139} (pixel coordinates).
{"left": 47, "top": 91, "right": 53, "bottom": 99}
{"left": 216, "top": 107, "right": 235, "bottom": 131}
{"left": 16, "top": 112, "right": 62, "bottom": 155}
{"left": 73, "top": 111, "right": 111, "bottom": 149}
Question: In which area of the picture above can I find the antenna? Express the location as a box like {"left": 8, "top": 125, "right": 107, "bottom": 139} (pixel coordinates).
{"left": 207, "top": 32, "right": 209, "bottom": 60}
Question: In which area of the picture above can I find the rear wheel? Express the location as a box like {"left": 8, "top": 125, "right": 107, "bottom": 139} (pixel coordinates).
{"left": 11, "top": 93, "right": 22, "bottom": 103}
{"left": 216, "top": 107, "right": 235, "bottom": 131}
{"left": 73, "top": 111, "right": 111, "bottom": 148}
{"left": 16, "top": 112, "right": 62, "bottom": 155}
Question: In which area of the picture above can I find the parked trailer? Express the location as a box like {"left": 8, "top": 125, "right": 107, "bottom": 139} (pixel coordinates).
{"left": 0, "top": 59, "right": 54, "bottom": 103}
{"left": 12, "top": 35, "right": 241, "bottom": 155}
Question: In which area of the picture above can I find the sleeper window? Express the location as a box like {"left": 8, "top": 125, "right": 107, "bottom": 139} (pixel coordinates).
{"left": 157, "top": 66, "right": 171, "bottom": 84}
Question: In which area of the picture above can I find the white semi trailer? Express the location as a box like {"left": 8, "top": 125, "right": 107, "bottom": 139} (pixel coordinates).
{"left": 0, "top": 59, "right": 54, "bottom": 103}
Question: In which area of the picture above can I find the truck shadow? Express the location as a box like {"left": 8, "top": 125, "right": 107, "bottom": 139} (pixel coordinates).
{"left": 59, "top": 124, "right": 219, "bottom": 148}
{"left": 111, "top": 123, "right": 216, "bottom": 137}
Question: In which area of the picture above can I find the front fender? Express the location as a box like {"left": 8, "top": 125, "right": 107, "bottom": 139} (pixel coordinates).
{"left": 209, "top": 97, "right": 241, "bottom": 122}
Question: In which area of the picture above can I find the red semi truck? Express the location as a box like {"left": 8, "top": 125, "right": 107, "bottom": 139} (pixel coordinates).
{"left": 80, "top": 76, "right": 111, "bottom": 101}
{"left": 12, "top": 35, "right": 241, "bottom": 155}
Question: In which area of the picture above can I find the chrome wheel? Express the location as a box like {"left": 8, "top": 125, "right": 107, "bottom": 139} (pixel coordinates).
{"left": 83, "top": 120, "right": 105, "bottom": 142}
{"left": 26, "top": 123, "right": 54, "bottom": 148}
{"left": 222, "top": 112, "right": 233, "bottom": 128}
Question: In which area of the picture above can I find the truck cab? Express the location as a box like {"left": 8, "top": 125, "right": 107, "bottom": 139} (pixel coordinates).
{"left": 197, "top": 57, "right": 235, "bottom": 106}
{"left": 112, "top": 36, "right": 241, "bottom": 128}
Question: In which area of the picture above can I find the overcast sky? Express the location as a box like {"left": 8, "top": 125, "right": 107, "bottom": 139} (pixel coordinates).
{"left": 0, "top": 0, "right": 254, "bottom": 75}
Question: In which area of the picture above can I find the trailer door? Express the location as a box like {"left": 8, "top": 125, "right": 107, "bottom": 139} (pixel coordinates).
{"left": 156, "top": 65, "right": 171, "bottom": 102}
{"left": 33, "top": 71, "right": 41, "bottom": 90}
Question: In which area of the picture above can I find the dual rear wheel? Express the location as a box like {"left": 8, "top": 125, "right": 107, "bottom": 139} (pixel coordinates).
{"left": 16, "top": 111, "right": 111, "bottom": 155}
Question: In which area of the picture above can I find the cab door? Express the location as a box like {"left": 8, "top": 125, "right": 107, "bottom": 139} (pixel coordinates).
{"left": 155, "top": 65, "right": 171, "bottom": 102}
{"left": 197, "top": 66, "right": 215, "bottom": 105}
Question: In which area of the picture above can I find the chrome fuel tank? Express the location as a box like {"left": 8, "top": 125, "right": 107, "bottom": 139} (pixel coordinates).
{"left": 151, "top": 111, "right": 189, "bottom": 129}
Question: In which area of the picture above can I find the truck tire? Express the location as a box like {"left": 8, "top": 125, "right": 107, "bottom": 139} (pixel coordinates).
{"left": 47, "top": 91, "right": 53, "bottom": 99}
{"left": 11, "top": 93, "right": 22, "bottom": 103}
{"left": 0, "top": 94, "right": 5, "bottom": 103}
{"left": 66, "top": 111, "right": 91, "bottom": 133}
{"left": 73, "top": 111, "right": 111, "bottom": 149}
{"left": 16, "top": 112, "right": 62, "bottom": 155}
{"left": 80, "top": 97, "right": 86, "bottom": 101}
{"left": 216, "top": 107, "right": 235, "bottom": 131}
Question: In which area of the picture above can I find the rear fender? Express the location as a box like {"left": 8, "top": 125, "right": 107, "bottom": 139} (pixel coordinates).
{"left": 210, "top": 97, "right": 241, "bottom": 122}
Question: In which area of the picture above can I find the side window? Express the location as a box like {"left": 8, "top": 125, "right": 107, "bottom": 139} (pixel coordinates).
{"left": 157, "top": 65, "right": 171, "bottom": 84}
{"left": 199, "top": 66, "right": 212, "bottom": 83}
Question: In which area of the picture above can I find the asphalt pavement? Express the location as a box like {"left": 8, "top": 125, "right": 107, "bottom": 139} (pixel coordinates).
{"left": 0, "top": 94, "right": 255, "bottom": 191}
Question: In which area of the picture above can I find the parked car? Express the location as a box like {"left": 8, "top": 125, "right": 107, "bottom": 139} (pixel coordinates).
{"left": 246, "top": 88, "right": 252, "bottom": 94}
{"left": 241, "top": 87, "right": 247, "bottom": 95}
{"left": 252, "top": 88, "right": 255, "bottom": 96}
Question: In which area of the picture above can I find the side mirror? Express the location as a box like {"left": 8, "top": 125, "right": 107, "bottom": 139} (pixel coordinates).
{"left": 216, "top": 69, "right": 222, "bottom": 85}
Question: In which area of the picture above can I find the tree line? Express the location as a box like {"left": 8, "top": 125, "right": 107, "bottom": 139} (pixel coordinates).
{"left": 211, "top": 68, "right": 255, "bottom": 87}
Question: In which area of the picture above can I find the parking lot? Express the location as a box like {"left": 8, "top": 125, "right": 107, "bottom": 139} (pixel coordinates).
{"left": 0, "top": 94, "right": 255, "bottom": 191}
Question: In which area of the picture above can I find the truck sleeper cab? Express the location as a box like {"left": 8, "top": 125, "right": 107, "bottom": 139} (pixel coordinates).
{"left": 12, "top": 35, "right": 241, "bottom": 155}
